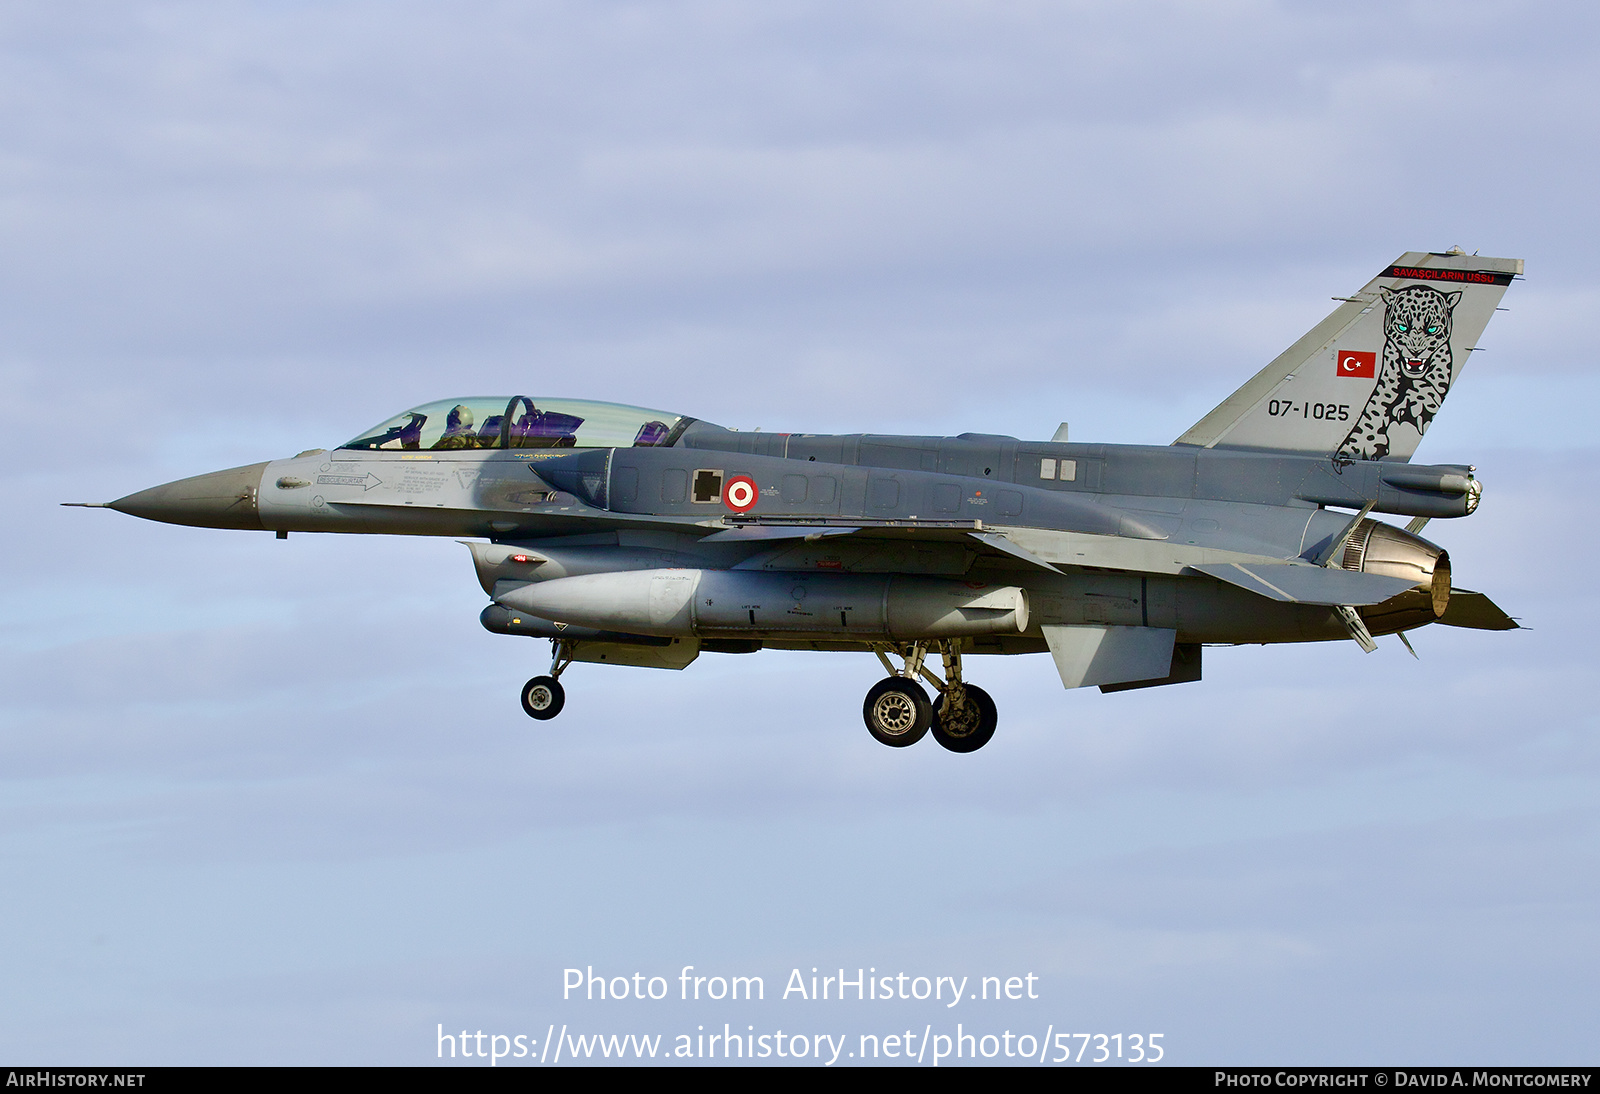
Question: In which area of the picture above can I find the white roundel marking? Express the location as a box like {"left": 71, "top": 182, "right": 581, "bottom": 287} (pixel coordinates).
{"left": 724, "top": 476, "right": 758, "bottom": 512}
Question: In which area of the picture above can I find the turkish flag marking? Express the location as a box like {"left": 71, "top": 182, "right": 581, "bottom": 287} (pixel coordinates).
{"left": 1338, "top": 350, "right": 1376, "bottom": 378}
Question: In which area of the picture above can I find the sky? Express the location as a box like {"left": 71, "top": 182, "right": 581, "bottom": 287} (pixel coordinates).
{"left": 2, "top": 0, "right": 1598, "bottom": 1067}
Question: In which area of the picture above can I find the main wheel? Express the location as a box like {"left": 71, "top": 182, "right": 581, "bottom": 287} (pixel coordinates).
{"left": 931, "top": 684, "right": 997, "bottom": 753}
{"left": 520, "top": 676, "right": 565, "bottom": 720}
{"left": 862, "top": 678, "right": 932, "bottom": 747}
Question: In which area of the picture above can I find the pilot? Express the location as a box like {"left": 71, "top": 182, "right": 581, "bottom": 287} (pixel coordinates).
{"left": 433, "top": 405, "right": 478, "bottom": 449}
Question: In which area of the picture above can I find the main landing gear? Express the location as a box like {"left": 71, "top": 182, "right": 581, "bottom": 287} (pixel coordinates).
{"left": 863, "top": 641, "right": 997, "bottom": 753}
{"left": 521, "top": 640, "right": 573, "bottom": 720}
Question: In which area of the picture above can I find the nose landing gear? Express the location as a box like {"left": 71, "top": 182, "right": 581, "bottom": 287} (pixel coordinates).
{"left": 520, "top": 640, "right": 573, "bottom": 720}
{"left": 865, "top": 641, "right": 997, "bottom": 752}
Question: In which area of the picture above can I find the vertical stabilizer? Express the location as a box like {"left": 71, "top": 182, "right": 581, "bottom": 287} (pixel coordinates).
{"left": 1174, "top": 252, "right": 1521, "bottom": 460}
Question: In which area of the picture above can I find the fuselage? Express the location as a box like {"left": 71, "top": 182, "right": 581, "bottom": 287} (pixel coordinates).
{"left": 108, "top": 409, "right": 1469, "bottom": 650}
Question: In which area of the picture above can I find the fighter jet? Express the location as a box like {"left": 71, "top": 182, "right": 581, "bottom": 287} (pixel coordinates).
{"left": 73, "top": 250, "right": 1521, "bottom": 753}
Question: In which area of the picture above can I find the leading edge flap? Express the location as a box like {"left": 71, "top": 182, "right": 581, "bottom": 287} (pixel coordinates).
{"left": 1174, "top": 251, "right": 1521, "bottom": 461}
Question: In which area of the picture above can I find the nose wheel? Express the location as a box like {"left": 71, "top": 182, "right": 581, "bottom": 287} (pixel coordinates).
{"left": 521, "top": 676, "right": 565, "bottom": 719}
{"left": 864, "top": 641, "right": 997, "bottom": 752}
{"left": 521, "top": 640, "right": 573, "bottom": 721}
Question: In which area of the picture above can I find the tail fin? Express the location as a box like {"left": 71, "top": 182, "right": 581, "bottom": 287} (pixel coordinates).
{"left": 1174, "top": 251, "right": 1521, "bottom": 460}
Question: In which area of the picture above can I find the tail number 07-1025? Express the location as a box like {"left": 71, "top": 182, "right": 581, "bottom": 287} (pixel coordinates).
{"left": 1267, "top": 400, "right": 1350, "bottom": 421}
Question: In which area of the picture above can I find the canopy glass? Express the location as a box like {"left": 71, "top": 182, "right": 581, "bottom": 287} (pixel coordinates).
{"left": 339, "top": 397, "right": 690, "bottom": 451}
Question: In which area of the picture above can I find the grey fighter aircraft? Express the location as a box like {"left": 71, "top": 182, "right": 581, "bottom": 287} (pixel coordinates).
{"left": 73, "top": 250, "right": 1521, "bottom": 753}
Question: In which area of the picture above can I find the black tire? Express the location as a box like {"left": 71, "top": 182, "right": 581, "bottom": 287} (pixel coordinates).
{"left": 931, "top": 683, "right": 997, "bottom": 753}
{"left": 521, "top": 676, "right": 565, "bottom": 720}
{"left": 862, "top": 677, "right": 932, "bottom": 747}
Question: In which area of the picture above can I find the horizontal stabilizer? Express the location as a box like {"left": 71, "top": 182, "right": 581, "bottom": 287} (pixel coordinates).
{"left": 1042, "top": 624, "right": 1177, "bottom": 689}
{"left": 1192, "top": 561, "right": 1417, "bottom": 605}
{"left": 1438, "top": 589, "right": 1520, "bottom": 631}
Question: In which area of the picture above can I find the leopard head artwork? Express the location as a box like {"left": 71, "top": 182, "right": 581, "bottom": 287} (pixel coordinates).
{"left": 1337, "top": 282, "right": 1466, "bottom": 460}
{"left": 1381, "top": 284, "right": 1461, "bottom": 379}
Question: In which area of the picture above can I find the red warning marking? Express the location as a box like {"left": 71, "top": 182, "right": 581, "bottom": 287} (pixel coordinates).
{"left": 724, "top": 475, "right": 759, "bottom": 513}
{"left": 1338, "top": 350, "right": 1376, "bottom": 378}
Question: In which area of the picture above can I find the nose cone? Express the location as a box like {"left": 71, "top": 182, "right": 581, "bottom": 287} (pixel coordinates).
{"left": 109, "top": 462, "right": 268, "bottom": 530}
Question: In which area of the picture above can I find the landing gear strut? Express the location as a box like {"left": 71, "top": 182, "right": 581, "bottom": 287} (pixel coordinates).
{"left": 864, "top": 641, "right": 997, "bottom": 752}
{"left": 521, "top": 640, "right": 573, "bottom": 720}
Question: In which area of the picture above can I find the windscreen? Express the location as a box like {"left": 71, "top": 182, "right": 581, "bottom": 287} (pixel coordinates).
{"left": 339, "top": 397, "right": 689, "bottom": 451}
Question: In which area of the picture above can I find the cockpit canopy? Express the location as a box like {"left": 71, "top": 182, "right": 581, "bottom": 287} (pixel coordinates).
{"left": 339, "top": 397, "right": 692, "bottom": 452}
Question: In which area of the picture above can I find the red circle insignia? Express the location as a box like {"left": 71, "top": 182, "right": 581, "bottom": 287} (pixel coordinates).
{"left": 724, "top": 476, "right": 759, "bottom": 513}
